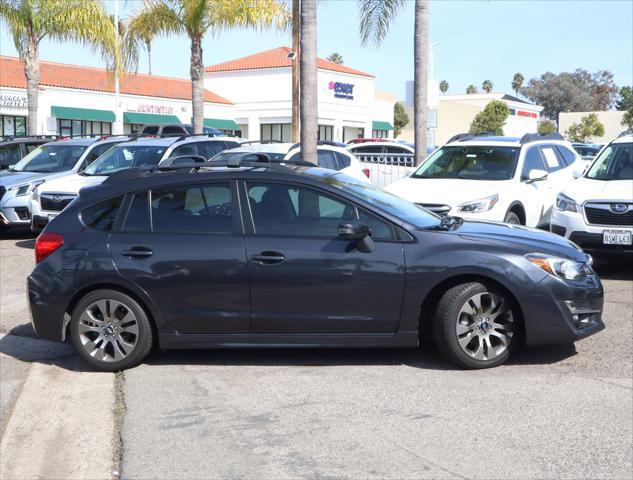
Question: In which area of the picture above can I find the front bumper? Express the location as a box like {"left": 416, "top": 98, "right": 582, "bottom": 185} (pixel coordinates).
{"left": 521, "top": 272, "right": 604, "bottom": 346}
{"left": 550, "top": 208, "right": 633, "bottom": 250}
{"left": 0, "top": 193, "right": 31, "bottom": 227}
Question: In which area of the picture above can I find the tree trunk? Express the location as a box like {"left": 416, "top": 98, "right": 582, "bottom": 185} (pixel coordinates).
{"left": 291, "top": 0, "right": 301, "bottom": 143}
{"left": 146, "top": 41, "right": 152, "bottom": 75}
{"left": 413, "top": 0, "right": 429, "bottom": 166}
{"left": 190, "top": 35, "right": 204, "bottom": 134}
{"left": 24, "top": 36, "right": 40, "bottom": 136}
{"left": 300, "top": 0, "right": 318, "bottom": 164}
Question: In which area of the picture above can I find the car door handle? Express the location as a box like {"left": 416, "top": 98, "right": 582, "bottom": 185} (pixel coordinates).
{"left": 252, "top": 252, "right": 285, "bottom": 265}
{"left": 121, "top": 247, "right": 153, "bottom": 258}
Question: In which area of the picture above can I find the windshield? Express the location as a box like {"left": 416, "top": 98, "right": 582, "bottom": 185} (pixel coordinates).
{"left": 11, "top": 144, "right": 87, "bottom": 173}
{"left": 326, "top": 174, "right": 441, "bottom": 229}
{"left": 211, "top": 151, "right": 287, "bottom": 162}
{"left": 411, "top": 145, "right": 519, "bottom": 180}
{"left": 83, "top": 145, "right": 166, "bottom": 176}
{"left": 586, "top": 143, "right": 633, "bottom": 180}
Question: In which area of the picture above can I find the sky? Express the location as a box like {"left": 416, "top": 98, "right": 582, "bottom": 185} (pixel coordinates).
{"left": 1, "top": 0, "right": 631, "bottom": 100}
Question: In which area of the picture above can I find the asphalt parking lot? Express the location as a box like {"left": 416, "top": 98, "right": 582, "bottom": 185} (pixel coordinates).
{"left": 1, "top": 231, "right": 632, "bottom": 480}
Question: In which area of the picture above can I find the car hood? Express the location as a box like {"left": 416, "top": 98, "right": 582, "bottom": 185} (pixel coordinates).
{"left": 447, "top": 219, "right": 587, "bottom": 262}
{"left": 39, "top": 173, "right": 106, "bottom": 195}
{"left": 384, "top": 177, "right": 510, "bottom": 205}
{"left": 562, "top": 177, "right": 633, "bottom": 203}
{"left": 0, "top": 170, "right": 48, "bottom": 187}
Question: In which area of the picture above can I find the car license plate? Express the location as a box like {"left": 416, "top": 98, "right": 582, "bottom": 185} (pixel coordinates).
{"left": 603, "top": 230, "right": 632, "bottom": 245}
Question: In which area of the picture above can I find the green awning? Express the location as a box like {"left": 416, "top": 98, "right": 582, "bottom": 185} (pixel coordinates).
{"left": 123, "top": 112, "right": 181, "bottom": 124}
{"left": 372, "top": 121, "right": 394, "bottom": 131}
{"left": 203, "top": 118, "right": 240, "bottom": 131}
{"left": 51, "top": 106, "right": 115, "bottom": 122}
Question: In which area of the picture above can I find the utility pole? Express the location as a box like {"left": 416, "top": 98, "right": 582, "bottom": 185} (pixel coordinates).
{"left": 291, "top": 0, "right": 301, "bottom": 143}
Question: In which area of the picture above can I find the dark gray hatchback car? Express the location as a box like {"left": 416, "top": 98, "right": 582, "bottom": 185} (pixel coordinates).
{"left": 27, "top": 159, "right": 604, "bottom": 371}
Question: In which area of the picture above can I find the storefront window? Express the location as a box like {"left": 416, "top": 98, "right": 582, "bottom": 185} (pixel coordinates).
{"left": 58, "top": 119, "right": 112, "bottom": 137}
{"left": 372, "top": 129, "right": 389, "bottom": 138}
{"left": 1, "top": 115, "right": 27, "bottom": 136}
{"left": 261, "top": 123, "right": 291, "bottom": 142}
{"left": 343, "top": 127, "right": 364, "bottom": 143}
{"left": 124, "top": 123, "right": 144, "bottom": 134}
{"left": 318, "top": 125, "right": 333, "bottom": 141}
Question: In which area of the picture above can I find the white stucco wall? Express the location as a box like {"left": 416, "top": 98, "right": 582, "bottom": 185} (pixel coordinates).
{"left": 558, "top": 111, "right": 626, "bottom": 143}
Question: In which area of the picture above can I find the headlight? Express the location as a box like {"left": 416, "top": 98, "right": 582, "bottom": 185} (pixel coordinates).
{"left": 526, "top": 254, "right": 593, "bottom": 280}
{"left": 458, "top": 194, "right": 499, "bottom": 213}
{"left": 8, "top": 180, "right": 43, "bottom": 197}
{"left": 555, "top": 193, "right": 577, "bottom": 212}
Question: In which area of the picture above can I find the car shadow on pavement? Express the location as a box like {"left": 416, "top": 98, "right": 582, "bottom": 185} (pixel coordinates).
{"left": 15, "top": 238, "right": 35, "bottom": 249}
{"left": 590, "top": 251, "right": 633, "bottom": 281}
{"left": 0, "top": 326, "right": 578, "bottom": 373}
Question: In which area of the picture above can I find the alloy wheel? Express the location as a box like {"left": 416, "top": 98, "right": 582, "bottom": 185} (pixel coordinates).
{"left": 77, "top": 299, "right": 139, "bottom": 362}
{"left": 455, "top": 292, "right": 514, "bottom": 361}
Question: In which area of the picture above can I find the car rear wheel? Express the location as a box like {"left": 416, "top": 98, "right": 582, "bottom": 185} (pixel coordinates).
{"left": 433, "top": 282, "right": 517, "bottom": 369}
{"left": 70, "top": 289, "right": 153, "bottom": 371}
{"left": 504, "top": 211, "right": 521, "bottom": 225}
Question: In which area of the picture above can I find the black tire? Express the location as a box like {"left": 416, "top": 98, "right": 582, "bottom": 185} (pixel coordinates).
{"left": 433, "top": 282, "right": 519, "bottom": 369}
{"left": 70, "top": 289, "right": 153, "bottom": 371}
{"left": 504, "top": 211, "right": 521, "bottom": 225}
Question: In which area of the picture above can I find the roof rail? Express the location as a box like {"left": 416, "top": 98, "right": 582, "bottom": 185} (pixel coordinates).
{"left": 238, "top": 140, "right": 285, "bottom": 145}
{"left": 616, "top": 129, "right": 633, "bottom": 138}
{"left": 164, "top": 132, "right": 224, "bottom": 142}
{"left": 519, "top": 132, "right": 565, "bottom": 144}
{"left": 0, "top": 134, "right": 60, "bottom": 142}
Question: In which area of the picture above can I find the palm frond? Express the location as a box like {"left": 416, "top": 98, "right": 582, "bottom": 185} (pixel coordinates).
{"left": 358, "top": 0, "right": 405, "bottom": 46}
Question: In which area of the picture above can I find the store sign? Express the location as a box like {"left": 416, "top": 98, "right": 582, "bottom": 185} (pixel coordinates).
{"left": 137, "top": 104, "right": 173, "bottom": 115}
{"left": 329, "top": 81, "right": 354, "bottom": 100}
{"left": 517, "top": 110, "right": 537, "bottom": 119}
{"left": 0, "top": 94, "right": 27, "bottom": 109}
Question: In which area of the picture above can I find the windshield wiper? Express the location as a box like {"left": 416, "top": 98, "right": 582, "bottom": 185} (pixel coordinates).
{"left": 429, "top": 215, "right": 463, "bottom": 231}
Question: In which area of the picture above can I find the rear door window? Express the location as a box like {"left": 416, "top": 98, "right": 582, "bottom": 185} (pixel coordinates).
{"left": 142, "top": 126, "right": 159, "bottom": 135}
{"left": 335, "top": 151, "right": 352, "bottom": 168}
{"left": 122, "top": 191, "right": 150, "bottom": 232}
{"left": 539, "top": 145, "right": 565, "bottom": 172}
{"left": 151, "top": 184, "right": 232, "bottom": 234}
{"left": 317, "top": 150, "right": 341, "bottom": 170}
{"left": 556, "top": 145, "right": 578, "bottom": 166}
{"left": 82, "top": 196, "right": 123, "bottom": 232}
{"left": 82, "top": 143, "right": 115, "bottom": 169}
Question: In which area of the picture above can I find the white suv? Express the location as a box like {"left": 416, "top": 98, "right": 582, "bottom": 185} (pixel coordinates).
{"left": 30, "top": 135, "right": 240, "bottom": 230}
{"left": 211, "top": 141, "right": 370, "bottom": 182}
{"left": 384, "top": 133, "right": 585, "bottom": 227}
{"left": 550, "top": 131, "right": 633, "bottom": 250}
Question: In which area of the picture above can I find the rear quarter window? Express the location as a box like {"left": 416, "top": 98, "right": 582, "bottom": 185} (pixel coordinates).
{"left": 81, "top": 196, "right": 123, "bottom": 232}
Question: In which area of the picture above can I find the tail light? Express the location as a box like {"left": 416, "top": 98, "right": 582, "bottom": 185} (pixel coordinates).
{"left": 35, "top": 233, "right": 64, "bottom": 263}
{"left": 362, "top": 168, "right": 371, "bottom": 178}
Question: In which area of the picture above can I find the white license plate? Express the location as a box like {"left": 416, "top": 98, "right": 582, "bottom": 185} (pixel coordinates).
{"left": 47, "top": 213, "right": 58, "bottom": 221}
{"left": 603, "top": 230, "right": 632, "bottom": 245}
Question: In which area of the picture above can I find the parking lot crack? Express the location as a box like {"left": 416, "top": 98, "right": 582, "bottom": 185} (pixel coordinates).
{"left": 395, "top": 444, "right": 471, "bottom": 479}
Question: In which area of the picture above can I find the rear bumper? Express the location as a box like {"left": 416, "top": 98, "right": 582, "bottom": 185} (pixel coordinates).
{"left": 27, "top": 270, "right": 76, "bottom": 342}
{"left": 522, "top": 273, "right": 604, "bottom": 346}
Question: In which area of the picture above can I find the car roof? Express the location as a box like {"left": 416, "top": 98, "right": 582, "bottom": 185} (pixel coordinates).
{"left": 611, "top": 133, "right": 632, "bottom": 145}
{"left": 43, "top": 137, "right": 101, "bottom": 147}
{"left": 225, "top": 143, "right": 293, "bottom": 154}
{"left": 0, "top": 137, "right": 51, "bottom": 146}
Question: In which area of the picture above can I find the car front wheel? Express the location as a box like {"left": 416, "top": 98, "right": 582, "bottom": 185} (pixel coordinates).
{"left": 433, "top": 282, "right": 518, "bottom": 369}
{"left": 70, "top": 289, "right": 153, "bottom": 371}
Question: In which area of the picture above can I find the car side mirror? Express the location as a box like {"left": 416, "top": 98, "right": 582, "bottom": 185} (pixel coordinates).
{"left": 338, "top": 220, "right": 375, "bottom": 253}
{"left": 572, "top": 168, "right": 583, "bottom": 179}
{"left": 526, "top": 169, "right": 548, "bottom": 183}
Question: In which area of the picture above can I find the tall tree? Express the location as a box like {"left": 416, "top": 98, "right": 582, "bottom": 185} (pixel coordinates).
{"left": 358, "top": 0, "right": 428, "bottom": 165}
{"left": 466, "top": 85, "right": 478, "bottom": 94}
{"left": 511, "top": 72, "right": 524, "bottom": 97}
{"left": 128, "top": 0, "right": 289, "bottom": 134}
{"left": 300, "top": 0, "right": 317, "bottom": 164}
{"left": 439, "top": 80, "right": 448, "bottom": 94}
{"left": 482, "top": 79, "right": 493, "bottom": 93}
{"left": 291, "top": 0, "right": 300, "bottom": 142}
{"left": 326, "top": 52, "right": 343, "bottom": 64}
{"left": 616, "top": 86, "right": 633, "bottom": 111}
{"left": 0, "top": 0, "right": 119, "bottom": 135}
{"left": 522, "top": 69, "right": 619, "bottom": 121}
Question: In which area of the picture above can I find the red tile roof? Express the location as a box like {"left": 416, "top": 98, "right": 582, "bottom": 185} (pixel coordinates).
{"left": 205, "top": 46, "right": 374, "bottom": 78}
{"left": 0, "top": 56, "right": 232, "bottom": 104}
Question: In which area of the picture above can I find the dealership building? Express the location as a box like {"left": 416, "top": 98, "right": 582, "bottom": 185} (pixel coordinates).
{"left": 0, "top": 49, "right": 396, "bottom": 142}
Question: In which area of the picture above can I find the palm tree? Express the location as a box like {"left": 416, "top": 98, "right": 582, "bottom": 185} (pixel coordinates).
{"left": 358, "top": 0, "right": 428, "bottom": 166}
{"left": 300, "top": 0, "right": 318, "bottom": 165}
{"left": 482, "top": 79, "right": 493, "bottom": 93}
{"left": 466, "top": 85, "right": 478, "bottom": 94}
{"left": 127, "top": 0, "right": 289, "bottom": 134}
{"left": 327, "top": 52, "right": 343, "bottom": 64}
{"left": 512, "top": 72, "right": 524, "bottom": 97}
{"left": 0, "top": 0, "right": 119, "bottom": 136}
{"left": 439, "top": 80, "right": 448, "bottom": 94}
